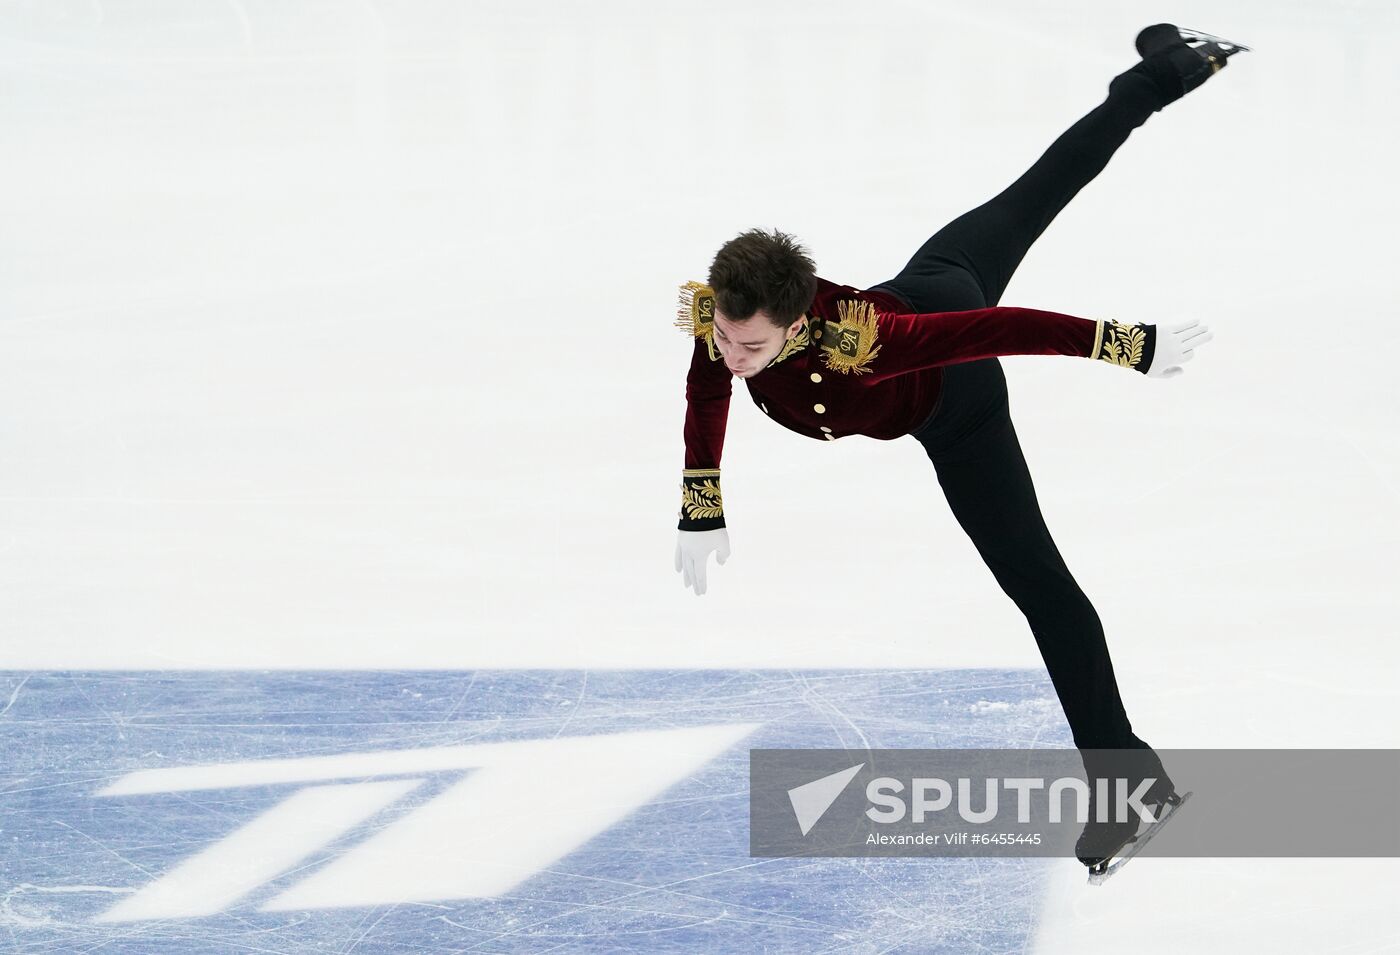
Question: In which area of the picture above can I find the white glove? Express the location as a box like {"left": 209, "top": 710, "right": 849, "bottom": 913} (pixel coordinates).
{"left": 1147, "top": 319, "right": 1214, "bottom": 379}
{"left": 674, "top": 528, "right": 730, "bottom": 596}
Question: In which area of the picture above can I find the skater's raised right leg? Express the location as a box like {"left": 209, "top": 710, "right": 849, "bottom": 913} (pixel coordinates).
{"left": 874, "top": 24, "right": 1251, "bottom": 315}
{"left": 877, "top": 24, "right": 1250, "bottom": 314}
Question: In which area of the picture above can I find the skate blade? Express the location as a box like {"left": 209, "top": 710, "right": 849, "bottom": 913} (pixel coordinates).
{"left": 1086, "top": 790, "right": 1193, "bottom": 886}
{"left": 1179, "top": 28, "right": 1252, "bottom": 53}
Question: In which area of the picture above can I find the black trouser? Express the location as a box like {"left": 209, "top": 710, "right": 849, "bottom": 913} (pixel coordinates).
{"left": 871, "top": 66, "right": 1168, "bottom": 751}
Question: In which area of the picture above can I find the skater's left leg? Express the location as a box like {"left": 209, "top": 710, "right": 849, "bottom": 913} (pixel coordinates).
{"left": 914, "top": 358, "right": 1145, "bottom": 750}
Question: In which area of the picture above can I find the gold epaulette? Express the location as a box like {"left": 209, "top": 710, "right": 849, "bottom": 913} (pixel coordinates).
{"left": 815, "top": 299, "right": 882, "bottom": 375}
{"left": 676, "top": 281, "right": 719, "bottom": 360}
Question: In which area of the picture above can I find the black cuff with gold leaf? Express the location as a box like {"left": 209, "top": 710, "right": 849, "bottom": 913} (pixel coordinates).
{"left": 678, "top": 469, "right": 725, "bottom": 531}
{"left": 1093, "top": 319, "right": 1157, "bottom": 374}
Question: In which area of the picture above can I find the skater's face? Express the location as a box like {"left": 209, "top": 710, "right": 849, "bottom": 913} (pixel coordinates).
{"left": 712, "top": 309, "right": 806, "bottom": 379}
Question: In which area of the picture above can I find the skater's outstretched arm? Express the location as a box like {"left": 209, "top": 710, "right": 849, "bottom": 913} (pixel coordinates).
{"left": 852, "top": 304, "right": 1212, "bottom": 382}
{"left": 675, "top": 302, "right": 734, "bottom": 596}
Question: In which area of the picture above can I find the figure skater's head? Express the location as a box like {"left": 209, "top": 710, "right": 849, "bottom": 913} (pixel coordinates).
{"left": 707, "top": 227, "right": 817, "bottom": 378}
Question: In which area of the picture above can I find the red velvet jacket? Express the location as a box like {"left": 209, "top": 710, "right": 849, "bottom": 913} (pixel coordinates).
{"left": 676, "top": 276, "right": 1156, "bottom": 530}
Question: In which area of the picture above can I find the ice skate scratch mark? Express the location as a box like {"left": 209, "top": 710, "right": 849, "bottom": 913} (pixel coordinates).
{"left": 438, "top": 671, "right": 479, "bottom": 724}
{"left": 793, "top": 671, "right": 871, "bottom": 751}
{"left": 453, "top": 868, "right": 828, "bottom": 946}
{"left": 7, "top": 884, "right": 132, "bottom": 896}
{"left": 444, "top": 908, "right": 774, "bottom": 951}
{"left": 53, "top": 821, "right": 158, "bottom": 881}
{"left": 63, "top": 675, "right": 129, "bottom": 739}
{"left": 551, "top": 671, "right": 587, "bottom": 738}
{"left": 2, "top": 882, "right": 135, "bottom": 930}
{"left": 0, "top": 673, "right": 31, "bottom": 717}
{"left": 449, "top": 858, "right": 834, "bottom": 949}
{"left": 342, "top": 903, "right": 400, "bottom": 954}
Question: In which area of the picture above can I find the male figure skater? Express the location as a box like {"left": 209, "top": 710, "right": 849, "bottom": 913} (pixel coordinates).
{"left": 671, "top": 25, "right": 1249, "bottom": 876}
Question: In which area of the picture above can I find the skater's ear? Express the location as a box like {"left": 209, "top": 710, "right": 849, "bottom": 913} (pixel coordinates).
{"left": 785, "top": 315, "right": 807, "bottom": 338}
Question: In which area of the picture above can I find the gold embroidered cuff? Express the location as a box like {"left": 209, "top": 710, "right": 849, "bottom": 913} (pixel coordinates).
{"left": 1093, "top": 319, "right": 1156, "bottom": 374}
{"left": 678, "top": 468, "right": 725, "bottom": 531}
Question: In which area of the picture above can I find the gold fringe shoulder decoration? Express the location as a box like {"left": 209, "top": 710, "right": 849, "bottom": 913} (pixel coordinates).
{"left": 676, "top": 281, "right": 719, "bottom": 361}
{"left": 821, "top": 299, "right": 882, "bottom": 375}
{"left": 676, "top": 281, "right": 715, "bottom": 337}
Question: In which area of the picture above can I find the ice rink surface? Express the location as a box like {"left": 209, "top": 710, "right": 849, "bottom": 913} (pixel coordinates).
{"left": 2, "top": 0, "right": 1398, "bottom": 951}
{"left": 2, "top": 670, "right": 1071, "bottom": 952}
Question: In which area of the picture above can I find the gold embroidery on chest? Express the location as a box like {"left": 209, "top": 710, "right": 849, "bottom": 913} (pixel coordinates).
{"left": 1096, "top": 319, "right": 1146, "bottom": 369}
{"left": 820, "top": 299, "right": 882, "bottom": 375}
{"left": 676, "top": 280, "right": 720, "bottom": 361}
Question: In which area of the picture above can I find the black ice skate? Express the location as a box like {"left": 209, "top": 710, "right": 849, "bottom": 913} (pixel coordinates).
{"left": 1074, "top": 744, "right": 1187, "bottom": 883}
{"left": 1076, "top": 784, "right": 1192, "bottom": 886}
{"left": 1134, "top": 24, "right": 1252, "bottom": 99}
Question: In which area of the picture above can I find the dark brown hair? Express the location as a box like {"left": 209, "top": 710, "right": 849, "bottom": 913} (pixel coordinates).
{"left": 707, "top": 227, "right": 818, "bottom": 328}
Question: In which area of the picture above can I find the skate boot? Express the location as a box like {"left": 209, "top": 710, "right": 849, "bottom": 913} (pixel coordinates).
{"left": 1133, "top": 24, "right": 1252, "bottom": 100}
{"left": 1075, "top": 745, "right": 1187, "bottom": 883}
{"left": 1075, "top": 803, "right": 1140, "bottom": 870}
{"left": 1078, "top": 785, "right": 1189, "bottom": 884}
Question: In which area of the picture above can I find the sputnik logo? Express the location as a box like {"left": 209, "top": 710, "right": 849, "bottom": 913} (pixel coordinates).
{"left": 787, "top": 763, "right": 864, "bottom": 836}
{"left": 92, "top": 723, "right": 758, "bottom": 921}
